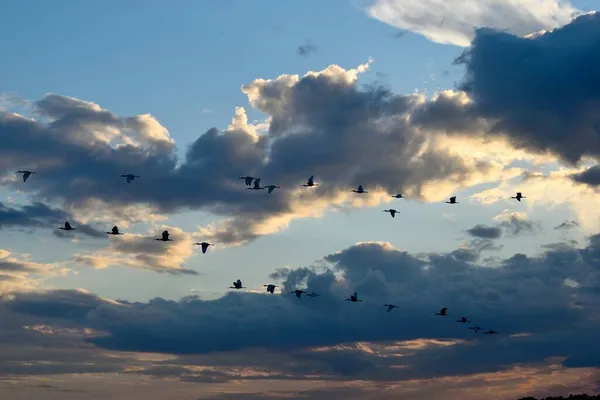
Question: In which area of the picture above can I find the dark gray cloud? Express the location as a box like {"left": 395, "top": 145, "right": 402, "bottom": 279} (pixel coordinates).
{"left": 0, "top": 64, "right": 502, "bottom": 245}
{"left": 466, "top": 224, "right": 502, "bottom": 239}
{"left": 570, "top": 164, "right": 600, "bottom": 186}
{"left": 555, "top": 220, "right": 580, "bottom": 230}
{"left": 498, "top": 214, "right": 540, "bottom": 236}
{"left": 0, "top": 201, "right": 103, "bottom": 238}
{"left": 412, "top": 13, "right": 600, "bottom": 165}
{"left": 297, "top": 41, "right": 318, "bottom": 56}
{"left": 2, "top": 232, "right": 599, "bottom": 379}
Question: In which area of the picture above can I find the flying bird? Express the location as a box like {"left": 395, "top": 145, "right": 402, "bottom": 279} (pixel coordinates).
{"left": 263, "top": 284, "right": 278, "bottom": 294}
{"left": 59, "top": 221, "right": 75, "bottom": 231}
{"left": 290, "top": 289, "right": 307, "bottom": 298}
{"left": 265, "top": 184, "right": 281, "bottom": 194}
{"left": 383, "top": 209, "right": 399, "bottom": 218}
{"left": 435, "top": 307, "right": 448, "bottom": 316}
{"left": 121, "top": 174, "right": 140, "bottom": 183}
{"left": 457, "top": 316, "right": 470, "bottom": 323}
{"left": 352, "top": 185, "right": 367, "bottom": 194}
{"left": 156, "top": 230, "right": 172, "bottom": 242}
{"left": 302, "top": 175, "right": 318, "bottom": 187}
{"left": 239, "top": 176, "right": 256, "bottom": 186}
{"left": 194, "top": 242, "right": 213, "bottom": 254}
{"left": 383, "top": 304, "right": 398, "bottom": 312}
{"left": 345, "top": 292, "right": 362, "bottom": 302}
{"left": 247, "top": 178, "right": 264, "bottom": 191}
{"left": 484, "top": 330, "right": 499, "bottom": 335}
{"left": 468, "top": 326, "right": 483, "bottom": 333}
{"left": 445, "top": 196, "right": 458, "bottom": 204}
{"left": 391, "top": 193, "right": 404, "bottom": 199}
{"left": 306, "top": 292, "right": 321, "bottom": 298}
{"left": 107, "top": 226, "right": 122, "bottom": 235}
{"left": 510, "top": 192, "right": 526, "bottom": 202}
{"left": 16, "top": 170, "right": 35, "bottom": 182}
{"left": 229, "top": 279, "right": 245, "bottom": 289}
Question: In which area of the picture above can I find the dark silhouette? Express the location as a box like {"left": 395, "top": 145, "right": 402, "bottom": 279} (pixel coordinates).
{"left": 229, "top": 279, "right": 245, "bottom": 289}
{"left": 238, "top": 176, "right": 255, "bottom": 186}
{"left": 247, "top": 178, "right": 264, "bottom": 191}
{"left": 289, "top": 289, "right": 307, "bottom": 298}
{"left": 352, "top": 185, "right": 367, "bottom": 194}
{"left": 194, "top": 242, "right": 213, "bottom": 254}
{"left": 59, "top": 221, "right": 75, "bottom": 231}
{"left": 518, "top": 394, "right": 600, "bottom": 400}
{"left": 435, "top": 307, "right": 448, "bottom": 316}
{"left": 383, "top": 209, "right": 399, "bottom": 218}
{"left": 263, "top": 284, "right": 277, "bottom": 294}
{"left": 107, "top": 226, "right": 122, "bottom": 235}
{"left": 155, "top": 230, "right": 172, "bottom": 242}
{"left": 302, "top": 175, "right": 317, "bottom": 187}
{"left": 345, "top": 292, "right": 362, "bottom": 302}
{"left": 446, "top": 196, "right": 459, "bottom": 204}
{"left": 511, "top": 192, "right": 526, "bottom": 202}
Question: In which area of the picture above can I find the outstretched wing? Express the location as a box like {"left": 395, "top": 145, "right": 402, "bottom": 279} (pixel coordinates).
{"left": 162, "top": 230, "right": 169, "bottom": 240}
{"left": 358, "top": 185, "right": 364, "bottom": 192}
{"left": 308, "top": 175, "right": 314, "bottom": 185}
{"left": 112, "top": 226, "right": 119, "bottom": 234}
{"left": 268, "top": 186, "right": 275, "bottom": 194}
{"left": 65, "top": 221, "right": 72, "bottom": 229}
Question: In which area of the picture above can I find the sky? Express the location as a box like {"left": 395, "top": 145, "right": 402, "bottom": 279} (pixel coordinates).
{"left": 1, "top": 0, "right": 600, "bottom": 399}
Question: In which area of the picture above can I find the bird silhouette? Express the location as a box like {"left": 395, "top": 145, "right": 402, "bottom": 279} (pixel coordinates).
{"left": 289, "top": 289, "right": 307, "bottom": 298}
{"left": 457, "top": 316, "right": 470, "bottom": 323}
{"left": 107, "top": 226, "right": 122, "bottom": 235}
{"left": 59, "top": 221, "right": 75, "bottom": 231}
{"left": 265, "top": 185, "right": 281, "bottom": 194}
{"left": 302, "top": 175, "right": 318, "bottom": 187}
{"left": 16, "top": 170, "right": 35, "bottom": 182}
{"left": 391, "top": 193, "right": 404, "bottom": 199}
{"left": 194, "top": 242, "right": 213, "bottom": 254}
{"left": 229, "top": 279, "right": 245, "bottom": 289}
{"left": 383, "top": 304, "right": 398, "bottom": 312}
{"left": 121, "top": 174, "right": 140, "bottom": 183}
{"left": 247, "top": 178, "right": 264, "bottom": 191}
{"left": 155, "top": 230, "right": 172, "bottom": 242}
{"left": 446, "top": 196, "right": 458, "bottom": 204}
{"left": 345, "top": 292, "right": 362, "bottom": 302}
{"left": 435, "top": 307, "right": 448, "bottom": 316}
{"left": 263, "top": 284, "right": 278, "bottom": 294}
{"left": 484, "top": 330, "right": 499, "bottom": 335}
{"left": 239, "top": 176, "right": 255, "bottom": 186}
{"left": 468, "top": 326, "right": 483, "bottom": 333}
{"left": 510, "top": 192, "right": 526, "bottom": 202}
{"left": 383, "top": 209, "right": 399, "bottom": 218}
{"left": 352, "top": 185, "right": 367, "bottom": 194}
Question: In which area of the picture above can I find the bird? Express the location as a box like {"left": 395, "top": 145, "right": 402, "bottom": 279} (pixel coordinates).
{"left": 457, "top": 316, "right": 470, "bottom": 323}
{"left": 263, "top": 284, "right": 278, "bottom": 294}
{"left": 194, "top": 242, "right": 213, "bottom": 254}
{"left": 302, "top": 175, "right": 318, "bottom": 187}
{"left": 306, "top": 292, "right": 321, "bottom": 298}
{"left": 238, "top": 176, "right": 255, "bottom": 186}
{"left": 435, "top": 307, "right": 448, "bottom": 316}
{"left": 59, "top": 221, "right": 75, "bottom": 231}
{"left": 445, "top": 196, "right": 458, "bottom": 204}
{"left": 229, "top": 279, "right": 245, "bottom": 289}
{"left": 484, "top": 330, "right": 499, "bottom": 335}
{"left": 106, "top": 226, "right": 122, "bottom": 235}
{"left": 247, "top": 178, "right": 264, "bottom": 191}
{"left": 16, "top": 170, "right": 35, "bottom": 182}
{"left": 265, "top": 184, "right": 281, "bottom": 194}
{"left": 352, "top": 185, "right": 367, "bottom": 194}
{"left": 391, "top": 193, "right": 404, "bottom": 199}
{"left": 345, "top": 292, "right": 362, "bottom": 302}
{"left": 383, "top": 304, "right": 398, "bottom": 312}
{"left": 289, "top": 289, "right": 307, "bottom": 298}
{"left": 510, "top": 192, "right": 526, "bottom": 202}
{"left": 155, "top": 230, "right": 172, "bottom": 242}
{"left": 468, "top": 326, "right": 483, "bottom": 333}
{"left": 121, "top": 174, "right": 140, "bottom": 183}
{"left": 383, "top": 209, "right": 399, "bottom": 218}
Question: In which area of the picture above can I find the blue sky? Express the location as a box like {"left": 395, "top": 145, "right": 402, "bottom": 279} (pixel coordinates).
{"left": 2, "top": 1, "right": 600, "bottom": 399}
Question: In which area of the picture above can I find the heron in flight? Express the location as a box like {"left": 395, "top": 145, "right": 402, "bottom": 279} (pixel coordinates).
{"left": 510, "top": 192, "right": 526, "bottom": 202}
{"left": 352, "top": 185, "right": 367, "bottom": 194}
{"left": 446, "top": 196, "right": 458, "bottom": 204}
{"left": 121, "top": 174, "right": 140, "bottom": 183}
{"left": 16, "top": 170, "right": 35, "bottom": 182}
{"left": 194, "top": 242, "right": 213, "bottom": 254}
{"left": 302, "top": 175, "right": 318, "bottom": 187}
{"left": 383, "top": 209, "right": 399, "bottom": 218}
{"left": 290, "top": 289, "right": 307, "bottom": 298}
{"left": 247, "top": 178, "right": 264, "bottom": 191}
{"left": 107, "top": 226, "right": 122, "bottom": 235}
{"left": 156, "top": 230, "right": 172, "bottom": 242}
{"left": 435, "top": 307, "right": 448, "bottom": 316}
{"left": 345, "top": 292, "right": 362, "bottom": 302}
{"left": 383, "top": 304, "right": 398, "bottom": 312}
{"left": 239, "top": 176, "right": 256, "bottom": 186}
{"left": 229, "top": 279, "right": 245, "bottom": 289}
{"left": 263, "top": 284, "right": 278, "bottom": 294}
{"left": 265, "top": 184, "right": 281, "bottom": 194}
{"left": 59, "top": 221, "right": 75, "bottom": 231}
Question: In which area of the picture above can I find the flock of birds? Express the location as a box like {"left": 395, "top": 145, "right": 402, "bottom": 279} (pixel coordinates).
{"left": 17, "top": 170, "right": 521, "bottom": 335}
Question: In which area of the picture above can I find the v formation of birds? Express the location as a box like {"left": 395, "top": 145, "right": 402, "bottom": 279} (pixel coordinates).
{"left": 17, "top": 172, "right": 522, "bottom": 334}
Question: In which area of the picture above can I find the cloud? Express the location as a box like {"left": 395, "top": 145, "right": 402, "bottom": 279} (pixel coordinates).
{"left": 555, "top": 220, "right": 580, "bottom": 230}
{"left": 451, "top": 12, "right": 600, "bottom": 164}
{"left": 466, "top": 224, "right": 502, "bottom": 239}
{"left": 366, "top": 0, "right": 580, "bottom": 47}
{"left": 72, "top": 226, "right": 198, "bottom": 275}
{"left": 493, "top": 211, "right": 541, "bottom": 236}
{"left": 0, "top": 201, "right": 104, "bottom": 238}
{"left": 1, "top": 60, "right": 525, "bottom": 247}
{"left": 2, "top": 232, "right": 598, "bottom": 383}
{"left": 297, "top": 41, "right": 318, "bottom": 56}
{"left": 0, "top": 249, "right": 66, "bottom": 294}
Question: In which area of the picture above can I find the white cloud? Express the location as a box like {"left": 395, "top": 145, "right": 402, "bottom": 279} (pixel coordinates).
{"left": 367, "top": 0, "right": 580, "bottom": 46}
